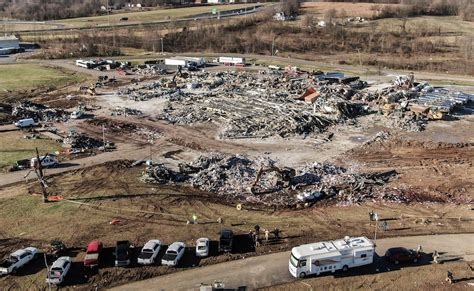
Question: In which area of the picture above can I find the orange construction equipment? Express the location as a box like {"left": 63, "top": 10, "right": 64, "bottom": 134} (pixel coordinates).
{"left": 47, "top": 195, "right": 64, "bottom": 202}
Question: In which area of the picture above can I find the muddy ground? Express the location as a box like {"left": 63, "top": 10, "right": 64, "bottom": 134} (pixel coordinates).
{"left": 0, "top": 132, "right": 473, "bottom": 290}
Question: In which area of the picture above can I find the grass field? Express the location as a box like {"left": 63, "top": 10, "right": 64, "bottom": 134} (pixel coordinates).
{"left": 55, "top": 4, "right": 261, "bottom": 28}
{"left": 301, "top": 2, "right": 402, "bottom": 18}
{"left": 0, "top": 64, "right": 86, "bottom": 92}
{"left": 0, "top": 131, "right": 62, "bottom": 170}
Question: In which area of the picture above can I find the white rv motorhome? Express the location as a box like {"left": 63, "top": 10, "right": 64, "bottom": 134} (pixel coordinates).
{"left": 289, "top": 236, "right": 374, "bottom": 278}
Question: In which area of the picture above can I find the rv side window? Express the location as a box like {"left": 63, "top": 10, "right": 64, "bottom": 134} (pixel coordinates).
{"left": 361, "top": 254, "right": 367, "bottom": 258}
{"left": 299, "top": 261, "right": 306, "bottom": 267}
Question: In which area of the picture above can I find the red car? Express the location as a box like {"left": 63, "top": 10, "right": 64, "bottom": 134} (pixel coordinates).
{"left": 385, "top": 247, "right": 421, "bottom": 264}
{"left": 84, "top": 240, "right": 103, "bottom": 269}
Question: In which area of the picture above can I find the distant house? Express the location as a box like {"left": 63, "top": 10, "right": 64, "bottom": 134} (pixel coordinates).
{"left": 0, "top": 36, "right": 19, "bottom": 49}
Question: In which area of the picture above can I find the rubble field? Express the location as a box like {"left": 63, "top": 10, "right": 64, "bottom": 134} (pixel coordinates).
{"left": 1, "top": 61, "right": 474, "bottom": 291}
{"left": 116, "top": 71, "right": 473, "bottom": 139}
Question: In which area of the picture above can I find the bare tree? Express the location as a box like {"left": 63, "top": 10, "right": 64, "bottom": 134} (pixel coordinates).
{"left": 280, "top": 0, "right": 301, "bottom": 16}
{"left": 325, "top": 8, "right": 337, "bottom": 25}
{"left": 302, "top": 14, "right": 314, "bottom": 28}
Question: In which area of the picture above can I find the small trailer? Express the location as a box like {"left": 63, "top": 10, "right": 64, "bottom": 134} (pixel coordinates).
{"left": 289, "top": 236, "right": 374, "bottom": 278}
{"left": 219, "top": 56, "right": 246, "bottom": 66}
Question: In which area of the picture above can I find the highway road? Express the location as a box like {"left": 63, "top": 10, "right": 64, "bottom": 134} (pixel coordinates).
{"left": 12, "top": 6, "right": 264, "bottom": 34}
{"left": 111, "top": 233, "right": 474, "bottom": 291}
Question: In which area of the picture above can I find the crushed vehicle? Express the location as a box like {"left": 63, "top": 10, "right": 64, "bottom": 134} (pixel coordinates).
{"left": 84, "top": 240, "right": 103, "bottom": 269}
{"left": 48, "top": 240, "right": 67, "bottom": 259}
{"left": 195, "top": 238, "right": 210, "bottom": 257}
{"left": 114, "top": 240, "right": 131, "bottom": 267}
{"left": 46, "top": 256, "right": 71, "bottom": 285}
{"left": 218, "top": 229, "right": 233, "bottom": 253}
{"left": 70, "top": 111, "right": 84, "bottom": 119}
{"left": 161, "top": 242, "right": 185, "bottom": 267}
{"left": 0, "top": 247, "right": 38, "bottom": 275}
{"left": 137, "top": 240, "right": 161, "bottom": 265}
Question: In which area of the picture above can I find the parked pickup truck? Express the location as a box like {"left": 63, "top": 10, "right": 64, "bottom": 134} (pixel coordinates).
{"left": 114, "top": 240, "right": 131, "bottom": 267}
{"left": 218, "top": 229, "right": 233, "bottom": 253}
{"left": 84, "top": 240, "right": 103, "bottom": 269}
{"left": 0, "top": 247, "right": 38, "bottom": 275}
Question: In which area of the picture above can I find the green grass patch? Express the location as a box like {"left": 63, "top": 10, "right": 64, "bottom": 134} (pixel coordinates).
{"left": 0, "top": 64, "right": 86, "bottom": 92}
{"left": 0, "top": 131, "right": 62, "bottom": 170}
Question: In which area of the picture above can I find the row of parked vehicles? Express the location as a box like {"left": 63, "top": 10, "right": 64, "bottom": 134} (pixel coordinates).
{"left": 0, "top": 233, "right": 224, "bottom": 286}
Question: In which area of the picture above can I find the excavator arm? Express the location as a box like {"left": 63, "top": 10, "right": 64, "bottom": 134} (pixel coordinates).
{"left": 250, "top": 165, "right": 296, "bottom": 195}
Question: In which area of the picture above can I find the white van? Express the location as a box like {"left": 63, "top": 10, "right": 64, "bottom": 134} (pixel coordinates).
{"left": 14, "top": 118, "right": 35, "bottom": 128}
{"left": 30, "top": 154, "right": 59, "bottom": 168}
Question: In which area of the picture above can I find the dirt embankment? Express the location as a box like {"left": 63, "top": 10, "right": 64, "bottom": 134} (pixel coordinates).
{"left": 346, "top": 138, "right": 474, "bottom": 203}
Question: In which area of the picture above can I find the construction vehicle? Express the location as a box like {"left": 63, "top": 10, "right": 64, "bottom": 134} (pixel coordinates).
{"left": 250, "top": 165, "right": 296, "bottom": 195}
{"left": 79, "top": 84, "right": 96, "bottom": 96}
{"left": 163, "top": 66, "right": 189, "bottom": 88}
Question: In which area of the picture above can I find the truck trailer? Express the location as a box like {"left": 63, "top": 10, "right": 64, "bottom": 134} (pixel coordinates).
{"left": 219, "top": 56, "right": 246, "bottom": 66}
{"left": 289, "top": 236, "right": 374, "bottom": 278}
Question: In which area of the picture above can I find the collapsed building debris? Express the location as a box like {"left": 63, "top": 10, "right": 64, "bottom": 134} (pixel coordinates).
{"left": 12, "top": 101, "right": 70, "bottom": 122}
{"left": 111, "top": 107, "right": 143, "bottom": 116}
{"left": 141, "top": 154, "right": 398, "bottom": 206}
{"left": 118, "top": 71, "right": 370, "bottom": 139}
{"left": 362, "top": 74, "right": 473, "bottom": 131}
{"left": 63, "top": 130, "right": 105, "bottom": 150}
{"left": 116, "top": 70, "right": 471, "bottom": 138}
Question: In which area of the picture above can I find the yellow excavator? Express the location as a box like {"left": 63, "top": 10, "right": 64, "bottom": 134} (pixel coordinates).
{"left": 163, "top": 66, "right": 189, "bottom": 88}
{"left": 79, "top": 84, "right": 96, "bottom": 96}
{"left": 250, "top": 165, "right": 296, "bottom": 195}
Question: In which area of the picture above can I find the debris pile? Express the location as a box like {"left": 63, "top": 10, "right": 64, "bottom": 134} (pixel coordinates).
{"left": 373, "top": 74, "right": 473, "bottom": 130}
{"left": 12, "top": 101, "right": 70, "bottom": 122}
{"left": 111, "top": 107, "right": 143, "bottom": 116}
{"left": 63, "top": 131, "right": 104, "bottom": 150}
{"left": 118, "top": 82, "right": 184, "bottom": 101}
{"left": 141, "top": 154, "right": 399, "bottom": 206}
{"left": 116, "top": 71, "right": 373, "bottom": 138}
{"left": 133, "top": 64, "right": 167, "bottom": 76}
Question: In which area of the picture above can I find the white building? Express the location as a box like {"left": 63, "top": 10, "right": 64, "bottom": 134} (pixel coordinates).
{"left": 0, "top": 36, "right": 20, "bottom": 49}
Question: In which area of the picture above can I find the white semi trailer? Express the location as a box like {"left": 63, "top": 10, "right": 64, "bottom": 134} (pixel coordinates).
{"left": 289, "top": 236, "right": 374, "bottom": 278}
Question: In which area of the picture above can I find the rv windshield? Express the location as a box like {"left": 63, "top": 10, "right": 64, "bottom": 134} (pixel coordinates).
{"left": 290, "top": 252, "right": 299, "bottom": 268}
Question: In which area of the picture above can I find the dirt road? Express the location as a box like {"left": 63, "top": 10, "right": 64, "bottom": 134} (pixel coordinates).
{"left": 111, "top": 233, "right": 474, "bottom": 291}
{"left": 0, "top": 143, "right": 147, "bottom": 188}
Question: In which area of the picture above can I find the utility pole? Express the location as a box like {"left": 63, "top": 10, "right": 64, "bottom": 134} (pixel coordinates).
{"left": 34, "top": 148, "right": 48, "bottom": 203}
{"left": 106, "top": 0, "right": 115, "bottom": 48}
{"left": 160, "top": 37, "right": 164, "bottom": 55}
{"left": 3, "top": 17, "right": 6, "bottom": 36}
{"left": 148, "top": 133, "right": 155, "bottom": 162}
{"left": 373, "top": 212, "right": 379, "bottom": 246}
{"left": 44, "top": 253, "right": 51, "bottom": 291}
{"left": 102, "top": 125, "right": 106, "bottom": 152}
{"left": 271, "top": 36, "right": 275, "bottom": 56}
